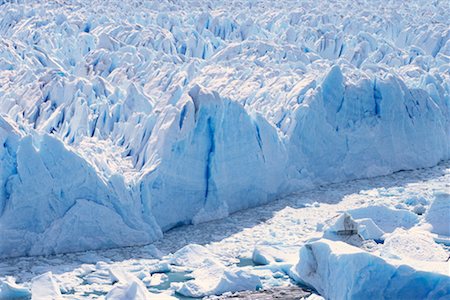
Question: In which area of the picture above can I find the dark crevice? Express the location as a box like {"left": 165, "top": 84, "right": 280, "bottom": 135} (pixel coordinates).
{"left": 204, "top": 117, "right": 215, "bottom": 202}
{"left": 373, "top": 80, "right": 382, "bottom": 116}
{"left": 255, "top": 123, "right": 265, "bottom": 162}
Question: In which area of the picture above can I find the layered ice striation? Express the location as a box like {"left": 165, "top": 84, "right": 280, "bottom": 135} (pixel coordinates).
{"left": 0, "top": 0, "right": 449, "bottom": 257}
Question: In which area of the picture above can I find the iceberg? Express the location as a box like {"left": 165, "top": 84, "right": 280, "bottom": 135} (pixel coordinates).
{"left": 293, "top": 239, "right": 450, "bottom": 300}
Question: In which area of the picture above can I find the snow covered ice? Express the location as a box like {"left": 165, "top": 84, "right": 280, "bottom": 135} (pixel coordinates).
{"left": 0, "top": 0, "right": 449, "bottom": 298}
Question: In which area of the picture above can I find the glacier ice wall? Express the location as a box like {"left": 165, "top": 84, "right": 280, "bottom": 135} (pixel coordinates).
{"left": 0, "top": 0, "right": 449, "bottom": 257}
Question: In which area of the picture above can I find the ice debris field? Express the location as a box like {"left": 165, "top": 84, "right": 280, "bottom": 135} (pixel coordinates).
{"left": 0, "top": 0, "right": 449, "bottom": 299}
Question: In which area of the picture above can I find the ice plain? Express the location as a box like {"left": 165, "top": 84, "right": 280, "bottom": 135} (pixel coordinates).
{"left": 0, "top": 0, "right": 449, "bottom": 298}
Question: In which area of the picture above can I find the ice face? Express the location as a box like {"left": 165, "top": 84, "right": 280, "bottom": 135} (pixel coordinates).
{"left": 0, "top": 0, "right": 449, "bottom": 257}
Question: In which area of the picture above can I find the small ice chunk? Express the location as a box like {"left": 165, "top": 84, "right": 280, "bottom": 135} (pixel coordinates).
{"left": 109, "top": 268, "right": 137, "bottom": 284}
{"left": 252, "top": 245, "right": 294, "bottom": 265}
{"left": 31, "top": 272, "right": 62, "bottom": 300}
{"left": 106, "top": 268, "right": 176, "bottom": 300}
{"left": 0, "top": 277, "right": 31, "bottom": 300}
{"left": 324, "top": 213, "right": 358, "bottom": 236}
{"left": 356, "top": 218, "right": 385, "bottom": 241}
{"left": 174, "top": 262, "right": 261, "bottom": 297}
{"left": 106, "top": 281, "right": 148, "bottom": 300}
{"left": 149, "top": 273, "right": 168, "bottom": 287}
{"left": 169, "top": 244, "right": 222, "bottom": 268}
{"left": 305, "top": 294, "right": 325, "bottom": 300}
{"left": 404, "top": 196, "right": 428, "bottom": 206}
{"left": 347, "top": 205, "right": 419, "bottom": 232}
{"left": 413, "top": 204, "right": 426, "bottom": 215}
{"left": 323, "top": 213, "right": 363, "bottom": 246}
{"left": 425, "top": 192, "right": 450, "bottom": 236}
{"left": 148, "top": 262, "right": 171, "bottom": 274}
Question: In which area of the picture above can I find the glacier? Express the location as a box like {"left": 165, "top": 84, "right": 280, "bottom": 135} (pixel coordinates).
{"left": 0, "top": 0, "right": 449, "bottom": 258}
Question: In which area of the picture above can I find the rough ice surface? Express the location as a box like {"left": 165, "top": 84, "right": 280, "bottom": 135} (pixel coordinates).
{"left": 380, "top": 229, "right": 448, "bottom": 262}
{"left": 293, "top": 239, "right": 450, "bottom": 300}
{"left": 0, "top": 0, "right": 449, "bottom": 258}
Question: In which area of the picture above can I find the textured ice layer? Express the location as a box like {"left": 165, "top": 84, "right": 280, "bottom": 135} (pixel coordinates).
{"left": 0, "top": 0, "right": 449, "bottom": 257}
